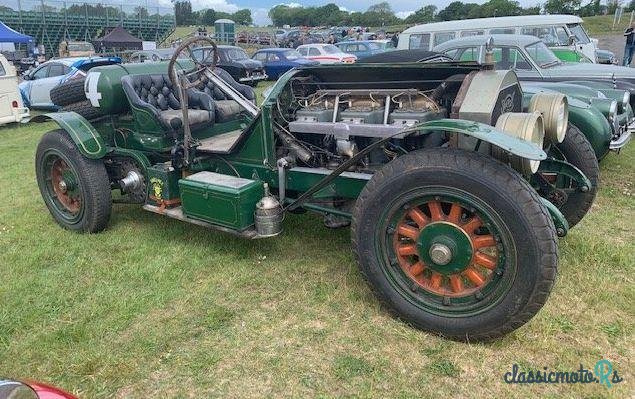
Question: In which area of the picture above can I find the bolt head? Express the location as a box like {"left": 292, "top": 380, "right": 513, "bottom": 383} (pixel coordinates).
{"left": 58, "top": 180, "right": 68, "bottom": 193}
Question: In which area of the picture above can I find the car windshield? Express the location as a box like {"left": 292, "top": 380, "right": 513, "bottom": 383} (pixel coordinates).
{"left": 323, "top": 45, "right": 341, "bottom": 54}
{"left": 368, "top": 42, "right": 382, "bottom": 50}
{"left": 284, "top": 50, "right": 302, "bottom": 60}
{"left": 525, "top": 41, "right": 561, "bottom": 68}
{"left": 567, "top": 23, "right": 590, "bottom": 44}
{"left": 224, "top": 48, "right": 249, "bottom": 60}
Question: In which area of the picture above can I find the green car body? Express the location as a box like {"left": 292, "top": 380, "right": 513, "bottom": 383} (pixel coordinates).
{"left": 33, "top": 55, "right": 600, "bottom": 341}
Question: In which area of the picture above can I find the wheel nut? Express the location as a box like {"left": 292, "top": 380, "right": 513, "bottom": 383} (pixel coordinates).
{"left": 429, "top": 243, "right": 453, "bottom": 265}
{"left": 58, "top": 180, "right": 68, "bottom": 193}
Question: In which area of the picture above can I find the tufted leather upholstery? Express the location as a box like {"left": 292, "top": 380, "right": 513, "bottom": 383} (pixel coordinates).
{"left": 121, "top": 74, "right": 215, "bottom": 131}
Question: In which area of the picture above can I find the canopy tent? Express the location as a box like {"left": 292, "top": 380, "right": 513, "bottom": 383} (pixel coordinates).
{"left": 0, "top": 21, "right": 34, "bottom": 44}
{"left": 93, "top": 26, "right": 142, "bottom": 51}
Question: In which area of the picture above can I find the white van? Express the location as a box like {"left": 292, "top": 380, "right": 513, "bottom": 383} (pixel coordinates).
{"left": 0, "top": 54, "right": 29, "bottom": 125}
{"left": 398, "top": 15, "right": 598, "bottom": 62}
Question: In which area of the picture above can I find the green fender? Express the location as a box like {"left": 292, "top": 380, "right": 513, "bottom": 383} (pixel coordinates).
{"left": 539, "top": 198, "right": 569, "bottom": 237}
{"left": 566, "top": 99, "right": 612, "bottom": 160}
{"left": 32, "top": 112, "right": 107, "bottom": 159}
{"left": 409, "top": 119, "right": 547, "bottom": 161}
{"left": 537, "top": 157, "right": 592, "bottom": 192}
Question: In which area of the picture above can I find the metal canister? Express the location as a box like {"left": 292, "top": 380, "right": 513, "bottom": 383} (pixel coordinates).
{"left": 255, "top": 183, "right": 283, "bottom": 237}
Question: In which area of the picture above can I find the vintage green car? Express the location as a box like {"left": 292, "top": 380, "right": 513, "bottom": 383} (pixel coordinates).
{"left": 34, "top": 38, "right": 593, "bottom": 341}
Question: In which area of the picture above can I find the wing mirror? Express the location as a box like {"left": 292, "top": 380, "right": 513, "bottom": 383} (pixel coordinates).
{"left": 568, "top": 34, "right": 576, "bottom": 46}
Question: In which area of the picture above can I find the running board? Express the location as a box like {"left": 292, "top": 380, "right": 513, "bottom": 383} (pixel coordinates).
{"left": 143, "top": 204, "right": 259, "bottom": 239}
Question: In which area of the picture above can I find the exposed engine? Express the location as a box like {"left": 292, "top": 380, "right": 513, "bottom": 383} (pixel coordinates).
{"left": 269, "top": 69, "right": 540, "bottom": 176}
{"left": 271, "top": 74, "right": 461, "bottom": 172}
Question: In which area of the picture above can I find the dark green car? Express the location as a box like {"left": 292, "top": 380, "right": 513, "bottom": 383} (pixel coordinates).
{"left": 33, "top": 38, "right": 594, "bottom": 342}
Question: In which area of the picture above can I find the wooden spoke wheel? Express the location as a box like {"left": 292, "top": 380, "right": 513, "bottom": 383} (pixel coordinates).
{"left": 392, "top": 199, "right": 501, "bottom": 299}
{"left": 352, "top": 148, "right": 558, "bottom": 341}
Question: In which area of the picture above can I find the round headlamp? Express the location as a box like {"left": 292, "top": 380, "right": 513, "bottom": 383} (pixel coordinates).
{"left": 528, "top": 92, "right": 568, "bottom": 143}
{"left": 493, "top": 112, "right": 545, "bottom": 176}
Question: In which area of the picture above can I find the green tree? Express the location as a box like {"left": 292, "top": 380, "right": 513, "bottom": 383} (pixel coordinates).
{"left": 544, "top": 0, "right": 581, "bottom": 14}
{"left": 200, "top": 9, "right": 216, "bottom": 25}
{"left": 233, "top": 9, "right": 252, "bottom": 25}
{"left": 404, "top": 5, "right": 437, "bottom": 24}
{"left": 437, "top": 2, "right": 481, "bottom": 20}
{"left": 174, "top": 0, "right": 193, "bottom": 26}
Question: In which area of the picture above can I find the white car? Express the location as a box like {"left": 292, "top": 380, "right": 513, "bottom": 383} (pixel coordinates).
{"left": 0, "top": 54, "right": 29, "bottom": 125}
{"left": 296, "top": 44, "right": 357, "bottom": 64}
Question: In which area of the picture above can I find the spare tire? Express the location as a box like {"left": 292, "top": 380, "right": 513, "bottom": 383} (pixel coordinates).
{"left": 51, "top": 78, "right": 86, "bottom": 107}
{"left": 62, "top": 100, "right": 105, "bottom": 120}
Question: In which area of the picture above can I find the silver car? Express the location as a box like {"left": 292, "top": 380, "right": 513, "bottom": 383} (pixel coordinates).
{"left": 433, "top": 34, "right": 635, "bottom": 88}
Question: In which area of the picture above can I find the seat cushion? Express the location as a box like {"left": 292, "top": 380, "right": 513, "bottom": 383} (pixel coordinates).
{"left": 215, "top": 100, "right": 242, "bottom": 123}
{"left": 159, "top": 109, "right": 212, "bottom": 128}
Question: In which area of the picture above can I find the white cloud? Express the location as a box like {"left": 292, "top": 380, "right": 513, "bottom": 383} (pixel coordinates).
{"left": 252, "top": 7, "right": 272, "bottom": 25}
{"left": 275, "top": 2, "right": 302, "bottom": 7}
{"left": 338, "top": 5, "right": 349, "bottom": 12}
{"left": 395, "top": 10, "right": 414, "bottom": 19}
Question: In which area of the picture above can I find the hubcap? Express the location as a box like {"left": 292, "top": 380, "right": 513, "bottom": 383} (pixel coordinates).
{"left": 429, "top": 243, "right": 452, "bottom": 265}
{"left": 45, "top": 155, "right": 82, "bottom": 217}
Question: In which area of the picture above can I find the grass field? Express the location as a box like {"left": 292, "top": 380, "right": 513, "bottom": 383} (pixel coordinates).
{"left": 0, "top": 102, "right": 633, "bottom": 397}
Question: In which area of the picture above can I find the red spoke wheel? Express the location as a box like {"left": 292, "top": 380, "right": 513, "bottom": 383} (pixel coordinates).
{"left": 351, "top": 148, "right": 558, "bottom": 342}
{"left": 36, "top": 129, "right": 112, "bottom": 233}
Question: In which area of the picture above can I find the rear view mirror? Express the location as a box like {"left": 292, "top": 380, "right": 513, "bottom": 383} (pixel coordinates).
{"left": 568, "top": 34, "right": 576, "bottom": 45}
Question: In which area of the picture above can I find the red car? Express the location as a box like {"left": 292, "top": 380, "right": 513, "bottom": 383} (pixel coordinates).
{"left": 0, "top": 379, "right": 77, "bottom": 399}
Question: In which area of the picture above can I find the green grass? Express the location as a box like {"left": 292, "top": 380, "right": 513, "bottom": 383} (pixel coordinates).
{"left": 0, "top": 117, "right": 633, "bottom": 398}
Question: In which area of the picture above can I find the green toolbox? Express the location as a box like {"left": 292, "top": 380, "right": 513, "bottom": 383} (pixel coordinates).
{"left": 179, "top": 171, "right": 264, "bottom": 231}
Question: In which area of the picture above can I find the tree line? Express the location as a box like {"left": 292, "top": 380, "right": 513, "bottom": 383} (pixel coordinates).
{"left": 173, "top": 0, "right": 617, "bottom": 28}
{"left": 174, "top": 1, "right": 253, "bottom": 26}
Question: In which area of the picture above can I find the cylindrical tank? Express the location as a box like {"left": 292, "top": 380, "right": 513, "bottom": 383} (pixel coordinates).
{"left": 214, "top": 19, "right": 235, "bottom": 44}
{"left": 83, "top": 60, "right": 194, "bottom": 115}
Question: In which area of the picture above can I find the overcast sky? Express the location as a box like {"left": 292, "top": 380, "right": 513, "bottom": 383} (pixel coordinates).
{"left": 158, "top": 0, "right": 545, "bottom": 26}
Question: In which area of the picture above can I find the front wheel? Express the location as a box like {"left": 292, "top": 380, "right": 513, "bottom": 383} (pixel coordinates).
{"left": 351, "top": 148, "right": 558, "bottom": 341}
{"left": 35, "top": 129, "right": 112, "bottom": 233}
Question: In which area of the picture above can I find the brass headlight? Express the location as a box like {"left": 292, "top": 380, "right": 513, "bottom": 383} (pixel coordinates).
{"left": 493, "top": 112, "right": 545, "bottom": 176}
{"left": 528, "top": 92, "right": 568, "bottom": 144}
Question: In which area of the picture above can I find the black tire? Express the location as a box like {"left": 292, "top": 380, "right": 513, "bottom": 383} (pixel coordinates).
{"left": 50, "top": 78, "right": 86, "bottom": 107}
{"left": 552, "top": 124, "right": 599, "bottom": 228}
{"left": 62, "top": 100, "right": 105, "bottom": 120}
{"left": 35, "top": 129, "right": 112, "bottom": 233}
{"left": 351, "top": 148, "right": 558, "bottom": 342}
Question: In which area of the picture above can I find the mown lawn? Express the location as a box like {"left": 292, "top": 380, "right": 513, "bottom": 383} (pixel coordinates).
{"left": 0, "top": 113, "right": 633, "bottom": 397}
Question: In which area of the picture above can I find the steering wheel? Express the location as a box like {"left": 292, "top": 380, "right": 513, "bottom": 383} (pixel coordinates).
{"left": 168, "top": 36, "right": 219, "bottom": 89}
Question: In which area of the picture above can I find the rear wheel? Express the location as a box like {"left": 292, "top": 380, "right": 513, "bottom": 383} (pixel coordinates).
{"left": 351, "top": 148, "right": 558, "bottom": 341}
{"left": 35, "top": 129, "right": 111, "bottom": 233}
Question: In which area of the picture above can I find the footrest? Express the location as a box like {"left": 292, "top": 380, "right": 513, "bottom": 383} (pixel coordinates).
{"left": 197, "top": 129, "right": 242, "bottom": 154}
